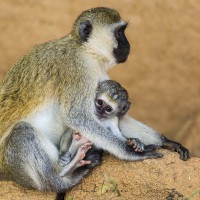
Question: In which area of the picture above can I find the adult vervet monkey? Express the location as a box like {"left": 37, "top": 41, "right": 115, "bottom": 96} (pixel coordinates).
{"left": 0, "top": 7, "right": 189, "bottom": 196}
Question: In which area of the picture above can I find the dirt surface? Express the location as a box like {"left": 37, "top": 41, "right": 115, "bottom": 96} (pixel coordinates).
{"left": 0, "top": 150, "right": 200, "bottom": 200}
{"left": 0, "top": 0, "right": 200, "bottom": 155}
{"left": 0, "top": 1, "right": 200, "bottom": 199}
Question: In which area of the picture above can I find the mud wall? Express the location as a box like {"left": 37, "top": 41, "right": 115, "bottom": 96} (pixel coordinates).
{"left": 0, "top": 0, "right": 199, "bottom": 155}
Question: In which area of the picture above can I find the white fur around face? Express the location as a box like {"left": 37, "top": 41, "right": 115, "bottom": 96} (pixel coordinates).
{"left": 98, "top": 93, "right": 118, "bottom": 113}
{"left": 84, "top": 20, "right": 127, "bottom": 70}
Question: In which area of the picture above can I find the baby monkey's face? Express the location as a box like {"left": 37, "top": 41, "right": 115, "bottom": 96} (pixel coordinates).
{"left": 95, "top": 93, "right": 130, "bottom": 119}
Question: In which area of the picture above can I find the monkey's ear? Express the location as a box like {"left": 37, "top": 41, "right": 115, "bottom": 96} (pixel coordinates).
{"left": 120, "top": 101, "right": 131, "bottom": 117}
{"left": 79, "top": 20, "right": 93, "bottom": 42}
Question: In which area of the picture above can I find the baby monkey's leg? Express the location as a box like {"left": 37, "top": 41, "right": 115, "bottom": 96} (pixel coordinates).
{"left": 68, "top": 131, "right": 90, "bottom": 158}
{"left": 59, "top": 142, "right": 92, "bottom": 177}
{"left": 59, "top": 131, "right": 89, "bottom": 166}
{"left": 56, "top": 131, "right": 92, "bottom": 177}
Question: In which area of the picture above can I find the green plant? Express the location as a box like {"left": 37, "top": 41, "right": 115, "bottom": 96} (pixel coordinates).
{"left": 186, "top": 190, "right": 200, "bottom": 200}
{"left": 66, "top": 196, "right": 73, "bottom": 200}
{"left": 100, "top": 176, "right": 121, "bottom": 196}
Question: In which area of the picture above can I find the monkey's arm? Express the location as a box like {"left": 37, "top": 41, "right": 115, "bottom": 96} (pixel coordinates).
{"left": 101, "top": 118, "right": 156, "bottom": 152}
{"left": 66, "top": 112, "right": 163, "bottom": 161}
{"left": 119, "top": 115, "right": 190, "bottom": 160}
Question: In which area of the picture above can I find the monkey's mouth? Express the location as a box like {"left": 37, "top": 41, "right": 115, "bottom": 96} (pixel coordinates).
{"left": 113, "top": 47, "right": 130, "bottom": 63}
{"left": 95, "top": 110, "right": 106, "bottom": 120}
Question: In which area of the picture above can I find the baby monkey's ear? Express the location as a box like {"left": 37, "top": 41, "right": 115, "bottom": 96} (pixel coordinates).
{"left": 119, "top": 101, "right": 131, "bottom": 117}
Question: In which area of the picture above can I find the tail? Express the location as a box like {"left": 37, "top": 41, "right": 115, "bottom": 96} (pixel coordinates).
{"left": 55, "top": 192, "right": 66, "bottom": 200}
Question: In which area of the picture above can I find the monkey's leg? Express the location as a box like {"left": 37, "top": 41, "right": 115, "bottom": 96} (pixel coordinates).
{"left": 4, "top": 122, "right": 91, "bottom": 192}
{"left": 56, "top": 148, "right": 103, "bottom": 200}
{"left": 58, "top": 142, "right": 92, "bottom": 177}
{"left": 161, "top": 137, "right": 190, "bottom": 161}
{"left": 0, "top": 172, "right": 11, "bottom": 181}
{"left": 68, "top": 131, "right": 90, "bottom": 158}
{"left": 58, "top": 132, "right": 90, "bottom": 168}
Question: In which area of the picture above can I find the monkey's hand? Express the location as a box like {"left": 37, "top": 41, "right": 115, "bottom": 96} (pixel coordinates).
{"left": 127, "top": 138, "right": 160, "bottom": 153}
{"left": 127, "top": 138, "right": 145, "bottom": 152}
{"left": 73, "top": 131, "right": 90, "bottom": 145}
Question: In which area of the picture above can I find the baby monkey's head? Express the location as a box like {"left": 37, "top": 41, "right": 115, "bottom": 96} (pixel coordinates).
{"left": 95, "top": 80, "right": 131, "bottom": 119}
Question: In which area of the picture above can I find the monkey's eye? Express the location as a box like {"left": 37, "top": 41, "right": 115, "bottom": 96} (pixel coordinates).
{"left": 97, "top": 99, "right": 104, "bottom": 106}
{"left": 105, "top": 106, "right": 113, "bottom": 113}
{"left": 122, "top": 106, "right": 127, "bottom": 111}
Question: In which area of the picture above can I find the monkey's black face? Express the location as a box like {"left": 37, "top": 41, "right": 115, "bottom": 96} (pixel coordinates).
{"left": 113, "top": 24, "right": 130, "bottom": 63}
{"left": 95, "top": 99, "right": 115, "bottom": 119}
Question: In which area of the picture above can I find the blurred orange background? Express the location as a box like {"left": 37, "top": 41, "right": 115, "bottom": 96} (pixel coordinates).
{"left": 0, "top": 0, "right": 199, "bottom": 156}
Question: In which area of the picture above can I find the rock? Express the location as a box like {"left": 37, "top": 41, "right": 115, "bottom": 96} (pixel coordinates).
{"left": 0, "top": 150, "right": 199, "bottom": 200}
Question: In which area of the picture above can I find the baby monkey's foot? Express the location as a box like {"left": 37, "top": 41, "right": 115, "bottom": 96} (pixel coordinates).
{"left": 73, "top": 131, "right": 89, "bottom": 144}
{"left": 127, "top": 138, "right": 144, "bottom": 152}
{"left": 73, "top": 131, "right": 81, "bottom": 140}
{"left": 75, "top": 142, "right": 92, "bottom": 167}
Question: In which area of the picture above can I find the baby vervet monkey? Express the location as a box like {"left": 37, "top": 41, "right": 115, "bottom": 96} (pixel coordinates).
{"left": 57, "top": 80, "right": 155, "bottom": 176}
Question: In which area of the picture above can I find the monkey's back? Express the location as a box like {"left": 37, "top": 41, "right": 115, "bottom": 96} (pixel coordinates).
{"left": 0, "top": 35, "right": 85, "bottom": 138}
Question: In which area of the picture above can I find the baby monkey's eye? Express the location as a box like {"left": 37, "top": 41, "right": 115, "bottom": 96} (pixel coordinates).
{"left": 97, "top": 99, "right": 104, "bottom": 106}
{"left": 105, "top": 106, "right": 112, "bottom": 113}
{"left": 122, "top": 106, "right": 127, "bottom": 111}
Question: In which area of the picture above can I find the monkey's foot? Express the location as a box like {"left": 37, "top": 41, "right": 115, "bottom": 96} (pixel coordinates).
{"left": 72, "top": 131, "right": 90, "bottom": 145}
{"left": 59, "top": 143, "right": 93, "bottom": 176}
{"left": 79, "top": 148, "right": 103, "bottom": 169}
{"left": 127, "top": 138, "right": 144, "bottom": 152}
{"left": 73, "top": 131, "right": 81, "bottom": 140}
{"left": 76, "top": 142, "right": 93, "bottom": 161}
{"left": 77, "top": 160, "right": 91, "bottom": 167}
{"left": 162, "top": 138, "right": 191, "bottom": 161}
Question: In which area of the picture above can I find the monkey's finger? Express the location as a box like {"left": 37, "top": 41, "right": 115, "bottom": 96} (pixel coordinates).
{"left": 83, "top": 142, "right": 93, "bottom": 147}
{"left": 80, "top": 143, "right": 92, "bottom": 153}
{"left": 84, "top": 145, "right": 92, "bottom": 153}
{"left": 133, "top": 143, "right": 137, "bottom": 148}
{"left": 79, "top": 142, "right": 92, "bottom": 149}
{"left": 127, "top": 139, "right": 135, "bottom": 146}
{"left": 134, "top": 147, "right": 141, "bottom": 152}
{"left": 79, "top": 160, "right": 91, "bottom": 166}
